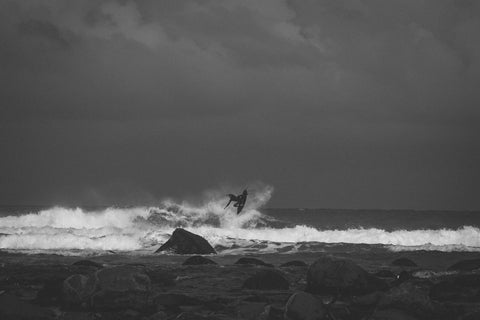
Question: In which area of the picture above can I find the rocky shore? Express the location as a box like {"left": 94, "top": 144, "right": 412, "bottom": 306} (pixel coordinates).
{"left": 1, "top": 230, "right": 480, "bottom": 319}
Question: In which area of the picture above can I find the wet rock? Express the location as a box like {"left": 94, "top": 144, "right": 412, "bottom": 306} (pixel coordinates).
{"left": 430, "top": 274, "right": 480, "bottom": 302}
{"left": 280, "top": 260, "right": 307, "bottom": 267}
{"left": 63, "top": 274, "right": 97, "bottom": 306}
{"left": 72, "top": 260, "right": 103, "bottom": 269}
{"left": 305, "top": 256, "right": 387, "bottom": 296}
{"left": 0, "top": 293, "right": 54, "bottom": 320}
{"left": 378, "top": 281, "right": 441, "bottom": 319}
{"left": 155, "top": 229, "right": 216, "bottom": 255}
{"left": 448, "top": 258, "right": 480, "bottom": 272}
{"left": 243, "top": 270, "right": 289, "bottom": 290}
{"left": 95, "top": 266, "right": 150, "bottom": 292}
{"left": 91, "top": 266, "right": 151, "bottom": 311}
{"left": 284, "top": 291, "right": 326, "bottom": 320}
{"left": 391, "top": 258, "right": 417, "bottom": 267}
{"left": 235, "top": 257, "right": 273, "bottom": 267}
{"left": 182, "top": 256, "right": 217, "bottom": 265}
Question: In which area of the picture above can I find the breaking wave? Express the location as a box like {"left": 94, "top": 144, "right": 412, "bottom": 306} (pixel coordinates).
{"left": 1, "top": 185, "right": 479, "bottom": 254}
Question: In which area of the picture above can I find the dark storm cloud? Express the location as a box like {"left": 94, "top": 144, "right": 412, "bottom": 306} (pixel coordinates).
{"left": 0, "top": 0, "right": 479, "bottom": 209}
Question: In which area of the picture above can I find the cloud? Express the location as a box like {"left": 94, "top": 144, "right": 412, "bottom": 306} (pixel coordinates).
{"left": 0, "top": 0, "right": 479, "bottom": 208}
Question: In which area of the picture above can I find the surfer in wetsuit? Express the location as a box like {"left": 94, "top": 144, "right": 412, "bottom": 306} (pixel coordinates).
{"left": 224, "top": 189, "right": 248, "bottom": 214}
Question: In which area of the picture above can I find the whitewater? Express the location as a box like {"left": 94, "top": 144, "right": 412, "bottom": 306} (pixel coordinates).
{"left": 1, "top": 186, "right": 479, "bottom": 254}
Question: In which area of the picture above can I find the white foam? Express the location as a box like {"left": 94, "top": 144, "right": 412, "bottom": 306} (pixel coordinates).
{"left": 1, "top": 185, "right": 479, "bottom": 253}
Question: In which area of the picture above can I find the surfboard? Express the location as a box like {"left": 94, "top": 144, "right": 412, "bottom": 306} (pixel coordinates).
{"left": 236, "top": 195, "right": 247, "bottom": 214}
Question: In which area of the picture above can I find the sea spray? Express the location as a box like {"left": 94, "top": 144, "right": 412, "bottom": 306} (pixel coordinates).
{"left": 1, "top": 185, "right": 479, "bottom": 253}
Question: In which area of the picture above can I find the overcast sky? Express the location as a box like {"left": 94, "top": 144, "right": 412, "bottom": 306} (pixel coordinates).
{"left": 1, "top": 0, "right": 479, "bottom": 209}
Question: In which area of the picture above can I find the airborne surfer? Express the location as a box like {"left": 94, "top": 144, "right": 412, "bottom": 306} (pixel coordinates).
{"left": 224, "top": 189, "right": 248, "bottom": 214}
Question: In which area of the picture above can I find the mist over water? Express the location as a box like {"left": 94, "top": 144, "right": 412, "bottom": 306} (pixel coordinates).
{"left": 1, "top": 185, "right": 479, "bottom": 255}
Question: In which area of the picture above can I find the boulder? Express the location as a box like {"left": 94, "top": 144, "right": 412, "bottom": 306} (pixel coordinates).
{"left": 235, "top": 257, "right": 273, "bottom": 267}
{"left": 448, "top": 258, "right": 480, "bottom": 272}
{"left": 62, "top": 274, "right": 97, "bottom": 306}
{"left": 91, "top": 265, "right": 151, "bottom": 310}
{"left": 284, "top": 292, "right": 326, "bottom": 320}
{"left": 305, "top": 256, "right": 386, "bottom": 296}
{"left": 243, "top": 270, "right": 289, "bottom": 290}
{"left": 182, "top": 256, "right": 217, "bottom": 265}
{"left": 280, "top": 260, "right": 307, "bottom": 268}
{"left": 391, "top": 258, "right": 417, "bottom": 267}
{"left": 378, "top": 281, "right": 441, "bottom": 319}
{"left": 95, "top": 265, "right": 150, "bottom": 292}
{"left": 72, "top": 260, "right": 103, "bottom": 269}
{"left": 155, "top": 229, "right": 216, "bottom": 254}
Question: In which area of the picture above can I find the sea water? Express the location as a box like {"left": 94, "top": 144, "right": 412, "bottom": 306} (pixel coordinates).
{"left": 1, "top": 185, "right": 479, "bottom": 255}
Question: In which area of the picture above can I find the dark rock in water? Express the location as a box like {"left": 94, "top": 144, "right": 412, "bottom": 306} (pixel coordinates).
{"left": 146, "top": 268, "right": 176, "bottom": 286}
{"left": 63, "top": 274, "right": 97, "bottom": 307}
{"left": 72, "top": 260, "right": 103, "bottom": 269}
{"left": 305, "top": 256, "right": 387, "bottom": 296}
{"left": 280, "top": 260, "right": 307, "bottom": 267}
{"left": 430, "top": 274, "right": 480, "bottom": 302}
{"left": 235, "top": 257, "right": 273, "bottom": 267}
{"left": 378, "top": 281, "right": 443, "bottom": 319}
{"left": 155, "top": 228, "right": 216, "bottom": 254}
{"left": 243, "top": 270, "right": 289, "bottom": 290}
{"left": 448, "top": 258, "right": 480, "bottom": 271}
{"left": 375, "top": 269, "right": 397, "bottom": 278}
{"left": 391, "top": 258, "right": 418, "bottom": 267}
{"left": 182, "top": 255, "right": 217, "bottom": 265}
{"left": 0, "top": 294, "right": 54, "bottom": 320}
{"left": 284, "top": 291, "right": 326, "bottom": 320}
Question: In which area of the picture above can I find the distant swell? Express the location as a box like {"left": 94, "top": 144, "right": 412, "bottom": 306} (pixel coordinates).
{"left": 0, "top": 185, "right": 479, "bottom": 253}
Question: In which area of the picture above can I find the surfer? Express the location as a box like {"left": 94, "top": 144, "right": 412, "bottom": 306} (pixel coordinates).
{"left": 224, "top": 189, "right": 248, "bottom": 214}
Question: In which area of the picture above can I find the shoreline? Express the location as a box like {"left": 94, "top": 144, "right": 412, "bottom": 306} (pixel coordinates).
{"left": 1, "top": 249, "right": 480, "bottom": 319}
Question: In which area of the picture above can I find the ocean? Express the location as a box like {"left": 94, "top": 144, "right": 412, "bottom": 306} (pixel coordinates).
{"left": 1, "top": 186, "right": 479, "bottom": 256}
